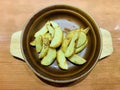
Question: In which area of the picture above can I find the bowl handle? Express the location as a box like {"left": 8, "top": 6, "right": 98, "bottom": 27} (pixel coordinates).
{"left": 99, "top": 28, "right": 113, "bottom": 60}
{"left": 10, "top": 30, "right": 25, "bottom": 60}
{"left": 10, "top": 28, "right": 113, "bottom": 61}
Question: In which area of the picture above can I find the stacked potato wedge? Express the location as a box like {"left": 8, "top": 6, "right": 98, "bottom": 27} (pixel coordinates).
{"left": 30, "top": 21, "right": 89, "bottom": 70}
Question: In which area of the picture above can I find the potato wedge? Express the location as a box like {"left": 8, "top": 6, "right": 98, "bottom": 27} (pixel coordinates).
{"left": 68, "top": 54, "right": 86, "bottom": 65}
{"left": 61, "top": 29, "right": 81, "bottom": 52}
{"left": 39, "top": 37, "right": 49, "bottom": 58}
{"left": 81, "top": 27, "right": 90, "bottom": 34}
{"left": 65, "top": 32, "right": 78, "bottom": 57}
{"left": 76, "top": 31, "right": 87, "bottom": 48}
{"left": 47, "top": 23, "right": 55, "bottom": 38}
{"left": 61, "top": 31, "right": 75, "bottom": 53}
{"left": 57, "top": 49, "right": 68, "bottom": 70}
{"left": 41, "top": 48, "right": 56, "bottom": 66}
{"left": 34, "top": 21, "right": 49, "bottom": 37}
{"left": 44, "top": 33, "right": 52, "bottom": 41}
{"left": 50, "top": 21, "right": 63, "bottom": 48}
{"left": 35, "top": 36, "right": 42, "bottom": 53}
{"left": 61, "top": 38, "right": 71, "bottom": 53}
{"left": 75, "top": 39, "right": 88, "bottom": 53}
{"left": 65, "top": 42, "right": 75, "bottom": 57}
{"left": 30, "top": 39, "right": 36, "bottom": 46}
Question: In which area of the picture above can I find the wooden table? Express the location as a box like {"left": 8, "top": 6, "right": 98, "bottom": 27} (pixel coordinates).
{"left": 0, "top": 0, "right": 120, "bottom": 90}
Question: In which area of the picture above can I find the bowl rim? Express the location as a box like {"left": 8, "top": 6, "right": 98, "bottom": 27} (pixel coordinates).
{"left": 21, "top": 4, "right": 102, "bottom": 83}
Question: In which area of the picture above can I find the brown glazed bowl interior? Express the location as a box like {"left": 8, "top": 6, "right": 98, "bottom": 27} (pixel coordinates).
{"left": 21, "top": 5, "right": 102, "bottom": 83}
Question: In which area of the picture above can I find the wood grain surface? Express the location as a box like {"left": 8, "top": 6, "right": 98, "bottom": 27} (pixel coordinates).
{"left": 0, "top": 0, "right": 120, "bottom": 90}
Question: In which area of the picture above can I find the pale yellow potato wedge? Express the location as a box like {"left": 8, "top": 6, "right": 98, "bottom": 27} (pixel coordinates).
{"left": 75, "top": 39, "right": 88, "bottom": 53}
{"left": 41, "top": 48, "right": 56, "bottom": 66}
{"left": 57, "top": 49, "right": 68, "bottom": 70}
{"left": 61, "top": 29, "right": 81, "bottom": 52}
{"left": 65, "top": 32, "right": 78, "bottom": 57}
{"left": 35, "top": 36, "right": 42, "bottom": 53}
{"left": 81, "top": 27, "right": 90, "bottom": 34}
{"left": 34, "top": 21, "right": 50, "bottom": 37}
{"left": 47, "top": 23, "right": 55, "bottom": 38}
{"left": 61, "top": 31, "right": 75, "bottom": 53}
{"left": 38, "top": 33, "right": 52, "bottom": 58}
{"left": 30, "top": 30, "right": 52, "bottom": 46}
{"left": 76, "top": 31, "right": 87, "bottom": 48}
{"left": 66, "top": 29, "right": 77, "bottom": 35}
{"left": 50, "top": 21, "right": 63, "bottom": 48}
{"left": 30, "top": 39, "right": 36, "bottom": 46}
{"left": 61, "top": 38, "right": 71, "bottom": 53}
{"left": 68, "top": 54, "right": 86, "bottom": 65}
{"left": 65, "top": 42, "right": 75, "bottom": 57}
{"left": 39, "top": 37, "right": 49, "bottom": 58}
{"left": 44, "top": 33, "right": 52, "bottom": 41}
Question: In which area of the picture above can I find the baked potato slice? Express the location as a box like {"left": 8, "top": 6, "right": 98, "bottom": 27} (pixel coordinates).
{"left": 81, "top": 27, "right": 90, "bottom": 34}
{"left": 47, "top": 23, "right": 55, "bottom": 38}
{"left": 68, "top": 54, "right": 86, "bottom": 65}
{"left": 44, "top": 33, "right": 52, "bottom": 41}
{"left": 61, "top": 29, "right": 81, "bottom": 52}
{"left": 41, "top": 48, "right": 56, "bottom": 66}
{"left": 57, "top": 49, "right": 68, "bottom": 70}
{"left": 39, "top": 37, "right": 49, "bottom": 58}
{"left": 30, "top": 39, "right": 36, "bottom": 46}
{"left": 50, "top": 21, "right": 63, "bottom": 48}
{"left": 35, "top": 35, "right": 42, "bottom": 53}
{"left": 76, "top": 31, "right": 87, "bottom": 48}
{"left": 61, "top": 31, "right": 74, "bottom": 53}
{"left": 34, "top": 21, "right": 50, "bottom": 37}
{"left": 65, "top": 32, "right": 78, "bottom": 57}
{"left": 75, "top": 39, "right": 88, "bottom": 53}
{"left": 61, "top": 38, "right": 71, "bottom": 53}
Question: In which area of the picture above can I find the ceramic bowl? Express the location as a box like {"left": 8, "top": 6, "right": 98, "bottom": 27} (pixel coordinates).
{"left": 21, "top": 5, "right": 102, "bottom": 83}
